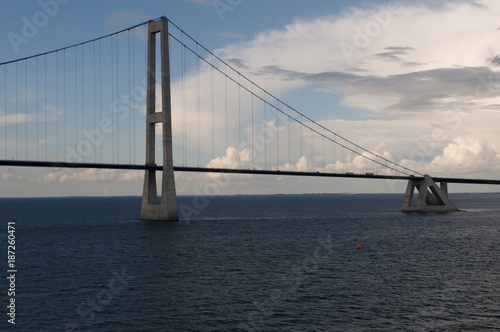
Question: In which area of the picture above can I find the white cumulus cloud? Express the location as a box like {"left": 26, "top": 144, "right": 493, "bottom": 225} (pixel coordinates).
{"left": 427, "top": 138, "right": 500, "bottom": 176}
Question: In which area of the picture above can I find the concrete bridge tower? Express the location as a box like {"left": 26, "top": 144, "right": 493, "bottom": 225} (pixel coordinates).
{"left": 140, "top": 17, "right": 179, "bottom": 221}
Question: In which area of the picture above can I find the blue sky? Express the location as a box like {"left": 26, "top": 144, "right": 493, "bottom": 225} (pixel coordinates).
{"left": 1, "top": 0, "right": 500, "bottom": 197}
{"left": 1, "top": 0, "right": 390, "bottom": 62}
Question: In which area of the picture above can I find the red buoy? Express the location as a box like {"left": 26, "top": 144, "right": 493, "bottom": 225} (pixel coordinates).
{"left": 357, "top": 242, "right": 360, "bottom": 250}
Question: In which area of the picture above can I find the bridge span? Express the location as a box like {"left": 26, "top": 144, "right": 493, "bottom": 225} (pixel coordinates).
{"left": 2, "top": 160, "right": 500, "bottom": 186}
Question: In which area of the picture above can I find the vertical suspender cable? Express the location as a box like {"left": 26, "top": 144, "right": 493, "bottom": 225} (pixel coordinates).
{"left": 300, "top": 114, "right": 303, "bottom": 160}
{"left": 211, "top": 54, "right": 214, "bottom": 161}
{"left": 288, "top": 108, "right": 291, "bottom": 170}
{"left": 264, "top": 94, "right": 267, "bottom": 170}
{"left": 276, "top": 100, "right": 279, "bottom": 170}
{"left": 330, "top": 140, "right": 335, "bottom": 173}
{"left": 45, "top": 56, "right": 47, "bottom": 161}
{"left": 99, "top": 39, "right": 103, "bottom": 163}
{"left": 196, "top": 43, "right": 200, "bottom": 167}
{"left": 75, "top": 47, "right": 78, "bottom": 162}
{"left": 93, "top": 41, "right": 97, "bottom": 163}
{"left": 56, "top": 52, "right": 59, "bottom": 160}
{"left": 132, "top": 30, "right": 136, "bottom": 164}
{"left": 181, "top": 35, "right": 185, "bottom": 166}
{"left": 343, "top": 140, "right": 346, "bottom": 173}
{"left": 363, "top": 152, "right": 366, "bottom": 174}
{"left": 238, "top": 76, "right": 241, "bottom": 168}
{"left": 225, "top": 64, "right": 228, "bottom": 153}
{"left": 145, "top": 24, "right": 147, "bottom": 164}
{"left": 25, "top": 60, "right": 28, "bottom": 160}
{"left": 36, "top": 57, "right": 39, "bottom": 161}
{"left": 182, "top": 37, "right": 186, "bottom": 166}
{"left": 63, "top": 50, "right": 66, "bottom": 161}
{"left": 311, "top": 123, "right": 314, "bottom": 172}
{"left": 352, "top": 147, "right": 357, "bottom": 173}
{"left": 4, "top": 66, "right": 7, "bottom": 157}
{"left": 322, "top": 129, "right": 325, "bottom": 170}
{"left": 15, "top": 62, "right": 18, "bottom": 160}
{"left": 353, "top": 149, "right": 356, "bottom": 173}
{"left": 111, "top": 36, "right": 114, "bottom": 163}
{"left": 128, "top": 30, "right": 131, "bottom": 164}
{"left": 116, "top": 34, "right": 119, "bottom": 164}
{"left": 333, "top": 135, "right": 336, "bottom": 173}
{"left": 251, "top": 85, "right": 254, "bottom": 169}
{"left": 81, "top": 44, "right": 84, "bottom": 162}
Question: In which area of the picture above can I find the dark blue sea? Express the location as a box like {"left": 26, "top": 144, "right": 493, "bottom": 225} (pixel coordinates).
{"left": 1, "top": 193, "right": 499, "bottom": 331}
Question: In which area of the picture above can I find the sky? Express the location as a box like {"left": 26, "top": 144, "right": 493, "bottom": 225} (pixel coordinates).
{"left": 1, "top": 0, "right": 500, "bottom": 197}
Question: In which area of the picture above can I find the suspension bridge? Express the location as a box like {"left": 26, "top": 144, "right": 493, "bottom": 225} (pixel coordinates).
{"left": 1, "top": 17, "right": 499, "bottom": 220}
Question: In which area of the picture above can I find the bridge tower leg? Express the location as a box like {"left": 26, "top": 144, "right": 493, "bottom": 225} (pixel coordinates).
{"left": 402, "top": 175, "right": 458, "bottom": 212}
{"left": 140, "top": 17, "right": 179, "bottom": 221}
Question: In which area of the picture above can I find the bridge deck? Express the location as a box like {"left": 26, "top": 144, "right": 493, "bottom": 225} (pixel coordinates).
{"left": 1, "top": 160, "right": 500, "bottom": 185}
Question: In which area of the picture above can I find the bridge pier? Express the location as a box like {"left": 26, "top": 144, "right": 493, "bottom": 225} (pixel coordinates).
{"left": 140, "top": 17, "right": 179, "bottom": 221}
{"left": 402, "top": 175, "right": 458, "bottom": 212}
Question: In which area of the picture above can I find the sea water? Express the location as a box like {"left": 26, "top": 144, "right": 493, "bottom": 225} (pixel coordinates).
{"left": 1, "top": 193, "right": 499, "bottom": 331}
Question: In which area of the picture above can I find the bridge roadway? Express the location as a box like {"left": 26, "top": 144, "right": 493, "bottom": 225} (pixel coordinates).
{"left": 1, "top": 160, "right": 500, "bottom": 185}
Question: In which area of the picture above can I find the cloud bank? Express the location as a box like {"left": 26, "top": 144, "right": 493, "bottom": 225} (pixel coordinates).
{"left": 168, "top": 0, "right": 500, "bottom": 183}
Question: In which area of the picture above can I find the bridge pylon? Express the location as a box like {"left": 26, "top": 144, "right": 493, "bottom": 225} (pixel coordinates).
{"left": 140, "top": 17, "right": 179, "bottom": 221}
{"left": 402, "top": 175, "right": 458, "bottom": 213}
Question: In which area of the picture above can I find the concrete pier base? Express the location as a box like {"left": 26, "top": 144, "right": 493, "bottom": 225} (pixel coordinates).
{"left": 402, "top": 175, "right": 458, "bottom": 213}
{"left": 140, "top": 17, "right": 178, "bottom": 221}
